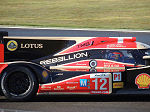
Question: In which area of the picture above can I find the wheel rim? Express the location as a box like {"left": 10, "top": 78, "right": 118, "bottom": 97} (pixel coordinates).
{"left": 5, "top": 71, "right": 31, "bottom": 96}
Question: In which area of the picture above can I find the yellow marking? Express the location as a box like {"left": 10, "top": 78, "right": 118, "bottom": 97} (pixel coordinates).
{"left": 113, "top": 82, "right": 124, "bottom": 88}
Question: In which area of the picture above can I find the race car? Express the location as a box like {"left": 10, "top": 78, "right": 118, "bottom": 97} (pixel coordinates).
{"left": 0, "top": 31, "right": 150, "bottom": 101}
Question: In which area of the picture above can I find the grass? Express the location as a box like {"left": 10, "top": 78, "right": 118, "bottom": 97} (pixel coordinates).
{"left": 0, "top": 0, "right": 150, "bottom": 30}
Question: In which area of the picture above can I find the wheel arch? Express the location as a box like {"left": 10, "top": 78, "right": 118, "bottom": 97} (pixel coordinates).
{"left": 0, "top": 61, "right": 50, "bottom": 84}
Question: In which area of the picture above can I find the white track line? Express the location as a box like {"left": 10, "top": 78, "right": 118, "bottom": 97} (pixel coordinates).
{"left": 0, "top": 108, "right": 38, "bottom": 112}
{"left": 0, "top": 26, "right": 150, "bottom": 33}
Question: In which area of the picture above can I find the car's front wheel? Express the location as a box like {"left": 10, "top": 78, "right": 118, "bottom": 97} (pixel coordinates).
{"left": 1, "top": 67, "right": 39, "bottom": 101}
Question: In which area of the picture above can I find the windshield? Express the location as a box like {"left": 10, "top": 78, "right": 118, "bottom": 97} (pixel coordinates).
{"left": 105, "top": 49, "right": 150, "bottom": 65}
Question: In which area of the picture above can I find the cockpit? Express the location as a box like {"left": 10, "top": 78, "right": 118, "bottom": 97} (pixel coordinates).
{"left": 105, "top": 49, "right": 150, "bottom": 66}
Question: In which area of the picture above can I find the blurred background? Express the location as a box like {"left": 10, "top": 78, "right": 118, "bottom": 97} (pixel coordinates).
{"left": 0, "top": 0, "right": 150, "bottom": 30}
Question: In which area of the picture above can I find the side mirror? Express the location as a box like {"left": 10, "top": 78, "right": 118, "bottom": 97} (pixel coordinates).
{"left": 143, "top": 56, "right": 150, "bottom": 66}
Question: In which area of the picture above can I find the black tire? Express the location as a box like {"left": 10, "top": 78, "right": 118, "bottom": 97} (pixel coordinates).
{"left": 1, "top": 67, "right": 39, "bottom": 101}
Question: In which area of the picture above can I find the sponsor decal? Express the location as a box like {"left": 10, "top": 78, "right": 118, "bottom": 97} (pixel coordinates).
{"left": 113, "top": 73, "right": 121, "bottom": 81}
{"left": 67, "top": 86, "right": 77, "bottom": 90}
{"left": 21, "top": 43, "right": 43, "bottom": 49}
{"left": 80, "top": 79, "right": 87, "bottom": 87}
{"left": 113, "top": 82, "right": 124, "bottom": 88}
{"left": 89, "top": 60, "right": 97, "bottom": 68}
{"left": 54, "top": 86, "right": 64, "bottom": 90}
{"left": 135, "top": 73, "right": 150, "bottom": 89}
{"left": 66, "top": 82, "right": 78, "bottom": 84}
{"left": 41, "top": 86, "right": 52, "bottom": 89}
{"left": 7, "top": 40, "right": 18, "bottom": 51}
{"left": 107, "top": 44, "right": 126, "bottom": 48}
{"left": 42, "top": 71, "right": 48, "bottom": 78}
{"left": 89, "top": 68, "right": 97, "bottom": 72}
{"left": 91, "top": 91, "right": 109, "bottom": 94}
{"left": 56, "top": 73, "right": 63, "bottom": 76}
{"left": 103, "top": 69, "right": 124, "bottom": 72}
{"left": 90, "top": 73, "right": 110, "bottom": 78}
{"left": 40, "top": 52, "right": 88, "bottom": 65}
{"left": 89, "top": 73, "right": 112, "bottom": 94}
{"left": 104, "top": 62, "right": 120, "bottom": 67}
{"left": 77, "top": 41, "right": 94, "bottom": 48}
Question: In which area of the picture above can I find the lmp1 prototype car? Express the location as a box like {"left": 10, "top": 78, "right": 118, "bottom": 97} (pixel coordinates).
{"left": 0, "top": 31, "right": 150, "bottom": 101}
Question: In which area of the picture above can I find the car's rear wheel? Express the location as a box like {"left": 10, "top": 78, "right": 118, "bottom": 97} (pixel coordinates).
{"left": 1, "top": 67, "right": 38, "bottom": 101}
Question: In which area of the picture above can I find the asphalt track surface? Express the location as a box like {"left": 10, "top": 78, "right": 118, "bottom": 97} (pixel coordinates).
{"left": 0, "top": 27, "right": 150, "bottom": 112}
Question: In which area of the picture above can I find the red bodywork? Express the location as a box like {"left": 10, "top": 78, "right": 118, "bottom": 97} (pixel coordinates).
{"left": 0, "top": 44, "right": 8, "bottom": 73}
{"left": 38, "top": 73, "right": 112, "bottom": 94}
{"left": 56, "top": 37, "right": 137, "bottom": 55}
{"left": 51, "top": 60, "right": 126, "bottom": 72}
{"left": 0, "top": 44, "right": 4, "bottom": 63}
{"left": 0, "top": 64, "right": 8, "bottom": 74}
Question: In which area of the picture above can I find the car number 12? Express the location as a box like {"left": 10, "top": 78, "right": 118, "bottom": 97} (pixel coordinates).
{"left": 92, "top": 78, "right": 108, "bottom": 90}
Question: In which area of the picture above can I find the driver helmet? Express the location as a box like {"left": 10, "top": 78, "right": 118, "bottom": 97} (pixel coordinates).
{"left": 107, "top": 50, "right": 124, "bottom": 62}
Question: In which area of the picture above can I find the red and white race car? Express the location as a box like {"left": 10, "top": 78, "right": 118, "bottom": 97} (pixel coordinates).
{"left": 0, "top": 31, "right": 150, "bottom": 101}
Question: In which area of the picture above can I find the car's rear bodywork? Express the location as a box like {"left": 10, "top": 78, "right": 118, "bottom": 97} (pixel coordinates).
{"left": 0, "top": 32, "right": 150, "bottom": 100}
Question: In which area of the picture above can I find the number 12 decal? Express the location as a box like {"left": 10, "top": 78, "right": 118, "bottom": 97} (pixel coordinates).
{"left": 89, "top": 73, "right": 112, "bottom": 94}
{"left": 92, "top": 78, "right": 108, "bottom": 90}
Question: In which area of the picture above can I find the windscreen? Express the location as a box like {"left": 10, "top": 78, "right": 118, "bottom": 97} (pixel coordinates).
{"left": 105, "top": 49, "right": 150, "bottom": 65}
